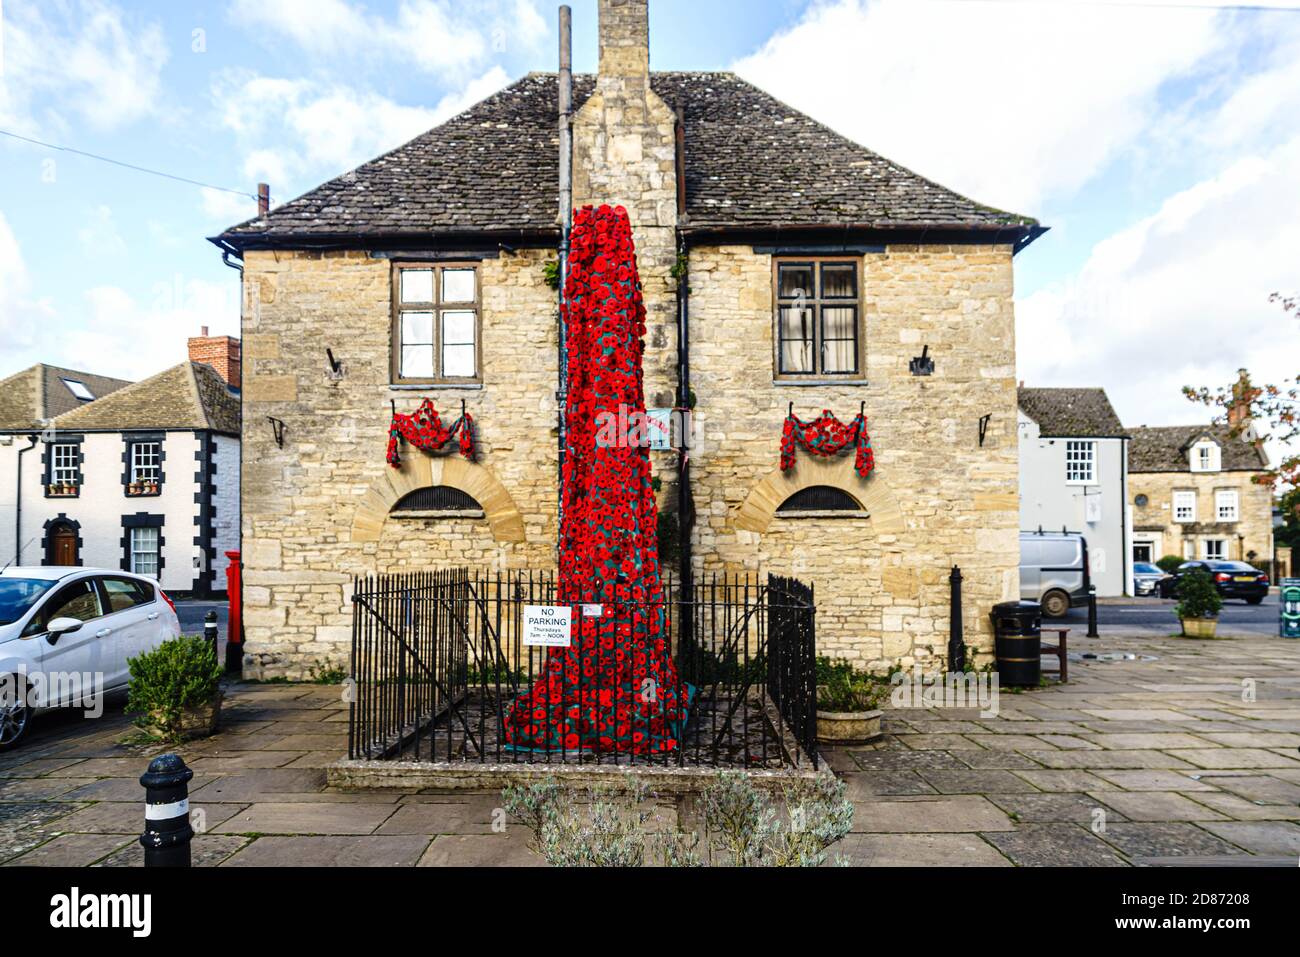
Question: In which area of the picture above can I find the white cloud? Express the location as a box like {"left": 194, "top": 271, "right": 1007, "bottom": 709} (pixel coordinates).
{"left": 200, "top": 188, "right": 260, "bottom": 226}
{"left": 1017, "top": 134, "right": 1300, "bottom": 463}
{"left": 76, "top": 205, "right": 126, "bottom": 256}
{"left": 0, "top": 212, "right": 57, "bottom": 357}
{"left": 228, "top": 0, "right": 544, "bottom": 80}
{"left": 0, "top": 0, "right": 169, "bottom": 135}
{"left": 0, "top": 212, "right": 236, "bottom": 380}
{"left": 733, "top": 0, "right": 1223, "bottom": 213}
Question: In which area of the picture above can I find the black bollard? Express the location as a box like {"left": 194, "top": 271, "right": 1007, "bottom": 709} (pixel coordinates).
{"left": 203, "top": 610, "right": 219, "bottom": 660}
{"left": 139, "top": 754, "right": 193, "bottom": 867}
{"left": 1087, "top": 585, "right": 1099, "bottom": 638}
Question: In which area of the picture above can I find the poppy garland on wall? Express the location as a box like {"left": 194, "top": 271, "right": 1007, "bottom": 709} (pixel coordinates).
{"left": 780, "top": 408, "right": 875, "bottom": 478}
{"left": 386, "top": 399, "right": 475, "bottom": 469}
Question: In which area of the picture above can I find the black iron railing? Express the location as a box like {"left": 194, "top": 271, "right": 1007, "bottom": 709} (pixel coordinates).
{"left": 347, "top": 569, "right": 818, "bottom": 770}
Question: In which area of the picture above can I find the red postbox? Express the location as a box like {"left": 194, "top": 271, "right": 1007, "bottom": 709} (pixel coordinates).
{"left": 224, "top": 550, "right": 243, "bottom": 673}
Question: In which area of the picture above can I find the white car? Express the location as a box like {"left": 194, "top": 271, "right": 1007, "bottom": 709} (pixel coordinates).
{"left": 0, "top": 567, "right": 181, "bottom": 749}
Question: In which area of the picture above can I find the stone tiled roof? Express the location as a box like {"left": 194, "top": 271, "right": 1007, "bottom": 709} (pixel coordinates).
{"left": 0, "top": 364, "right": 133, "bottom": 430}
{"left": 1018, "top": 388, "right": 1127, "bottom": 438}
{"left": 216, "top": 72, "right": 1040, "bottom": 247}
{"left": 1128, "top": 425, "right": 1269, "bottom": 473}
{"left": 51, "top": 362, "right": 241, "bottom": 435}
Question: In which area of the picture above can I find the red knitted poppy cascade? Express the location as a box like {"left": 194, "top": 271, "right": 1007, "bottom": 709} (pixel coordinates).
{"left": 503, "top": 205, "right": 691, "bottom": 754}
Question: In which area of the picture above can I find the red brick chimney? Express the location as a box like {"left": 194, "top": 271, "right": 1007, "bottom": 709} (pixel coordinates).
{"left": 1227, "top": 368, "right": 1253, "bottom": 432}
{"left": 188, "top": 326, "right": 242, "bottom": 389}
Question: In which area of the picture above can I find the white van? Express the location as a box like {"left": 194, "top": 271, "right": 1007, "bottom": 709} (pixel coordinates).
{"left": 1020, "top": 531, "right": 1091, "bottom": 618}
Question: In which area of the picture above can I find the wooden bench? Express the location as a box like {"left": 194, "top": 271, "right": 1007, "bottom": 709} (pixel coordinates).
{"left": 1040, "top": 627, "right": 1069, "bottom": 683}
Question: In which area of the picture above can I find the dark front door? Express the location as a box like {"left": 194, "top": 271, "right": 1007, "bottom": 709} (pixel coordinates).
{"left": 51, "top": 525, "right": 78, "bottom": 566}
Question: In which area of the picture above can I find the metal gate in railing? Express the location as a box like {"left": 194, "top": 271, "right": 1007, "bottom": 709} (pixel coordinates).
{"left": 347, "top": 569, "right": 818, "bottom": 770}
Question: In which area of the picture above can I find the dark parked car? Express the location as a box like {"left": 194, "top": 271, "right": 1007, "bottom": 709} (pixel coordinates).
{"left": 1158, "top": 561, "right": 1270, "bottom": 604}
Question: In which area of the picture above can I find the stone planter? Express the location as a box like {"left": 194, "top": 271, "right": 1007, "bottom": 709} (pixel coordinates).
{"left": 1180, "top": 616, "right": 1219, "bottom": 639}
{"left": 816, "top": 709, "right": 883, "bottom": 745}
{"left": 146, "top": 693, "right": 222, "bottom": 741}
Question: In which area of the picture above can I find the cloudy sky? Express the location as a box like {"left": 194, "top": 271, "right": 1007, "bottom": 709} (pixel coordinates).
{"left": 1, "top": 0, "right": 1298, "bottom": 461}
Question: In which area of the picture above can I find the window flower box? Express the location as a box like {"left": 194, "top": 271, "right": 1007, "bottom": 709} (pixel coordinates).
{"left": 46, "top": 483, "right": 78, "bottom": 497}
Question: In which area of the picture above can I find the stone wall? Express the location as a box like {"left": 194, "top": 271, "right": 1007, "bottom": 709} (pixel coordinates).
{"left": 687, "top": 244, "right": 1022, "bottom": 670}
{"left": 1130, "top": 469, "right": 1274, "bottom": 564}
{"left": 239, "top": 247, "right": 559, "bottom": 677}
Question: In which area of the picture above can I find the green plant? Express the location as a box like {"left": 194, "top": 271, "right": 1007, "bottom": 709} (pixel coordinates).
{"left": 1174, "top": 568, "right": 1223, "bottom": 620}
{"left": 816, "top": 656, "right": 888, "bottom": 712}
{"left": 1156, "top": 554, "right": 1185, "bottom": 574}
{"left": 542, "top": 259, "right": 561, "bottom": 290}
{"left": 125, "top": 636, "right": 224, "bottom": 742}
{"left": 308, "top": 659, "right": 348, "bottom": 685}
{"left": 670, "top": 252, "right": 689, "bottom": 285}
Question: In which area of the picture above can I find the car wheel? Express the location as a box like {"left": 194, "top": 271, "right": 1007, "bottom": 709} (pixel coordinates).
{"left": 1246, "top": 596, "right": 1264, "bottom": 606}
{"left": 1041, "top": 590, "right": 1070, "bottom": 618}
{"left": 0, "top": 677, "right": 32, "bottom": 751}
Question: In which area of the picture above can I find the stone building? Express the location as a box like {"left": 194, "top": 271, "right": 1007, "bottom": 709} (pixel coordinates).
{"left": 0, "top": 337, "right": 241, "bottom": 596}
{"left": 1017, "top": 387, "right": 1130, "bottom": 596}
{"left": 213, "top": 0, "right": 1044, "bottom": 677}
{"left": 1128, "top": 425, "right": 1273, "bottom": 568}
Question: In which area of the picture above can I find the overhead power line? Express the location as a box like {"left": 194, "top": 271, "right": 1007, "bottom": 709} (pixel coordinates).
{"left": 0, "top": 129, "right": 261, "bottom": 201}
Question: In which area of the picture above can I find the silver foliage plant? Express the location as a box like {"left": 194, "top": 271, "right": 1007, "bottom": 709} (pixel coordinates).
{"left": 502, "top": 771, "right": 853, "bottom": 867}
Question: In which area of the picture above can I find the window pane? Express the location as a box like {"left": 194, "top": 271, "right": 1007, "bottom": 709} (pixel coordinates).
{"left": 778, "top": 265, "right": 814, "bottom": 300}
{"left": 103, "top": 578, "right": 148, "bottom": 612}
{"left": 822, "top": 306, "right": 857, "bottom": 374}
{"left": 442, "top": 344, "right": 476, "bottom": 378}
{"left": 401, "top": 345, "right": 435, "bottom": 379}
{"left": 400, "top": 269, "right": 434, "bottom": 304}
{"left": 442, "top": 269, "right": 475, "bottom": 303}
{"left": 442, "top": 310, "right": 475, "bottom": 346}
{"left": 779, "top": 305, "right": 813, "bottom": 342}
{"left": 821, "top": 263, "right": 857, "bottom": 298}
{"left": 778, "top": 306, "right": 814, "bottom": 374}
{"left": 401, "top": 312, "right": 435, "bottom": 346}
{"left": 130, "top": 527, "right": 159, "bottom": 578}
{"left": 46, "top": 581, "right": 101, "bottom": 623}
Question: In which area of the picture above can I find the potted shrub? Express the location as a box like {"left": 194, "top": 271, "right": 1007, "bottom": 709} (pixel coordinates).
{"left": 126, "top": 635, "right": 225, "bottom": 741}
{"left": 1175, "top": 567, "right": 1223, "bottom": 638}
{"left": 816, "top": 656, "right": 887, "bottom": 744}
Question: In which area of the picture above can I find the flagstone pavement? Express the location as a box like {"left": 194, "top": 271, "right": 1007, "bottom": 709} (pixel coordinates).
{"left": 2, "top": 631, "right": 1299, "bottom": 867}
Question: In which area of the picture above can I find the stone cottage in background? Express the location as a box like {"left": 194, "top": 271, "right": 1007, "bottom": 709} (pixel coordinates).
{"left": 1128, "top": 425, "right": 1273, "bottom": 569}
{"left": 213, "top": 0, "right": 1044, "bottom": 678}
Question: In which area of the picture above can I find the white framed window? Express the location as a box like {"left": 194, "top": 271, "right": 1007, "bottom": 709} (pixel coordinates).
{"left": 131, "top": 442, "right": 161, "bottom": 483}
{"left": 1190, "top": 441, "right": 1221, "bottom": 473}
{"left": 130, "top": 527, "right": 160, "bottom": 578}
{"left": 1173, "top": 491, "right": 1197, "bottom": 523}
{"left": 1203, "top": 539, "right": 1226, "bottom": 561}
{"left": 1065, "top": 440, "right": 1095, "bottom": 484}
{"left": 51, "top": 444, "right": 79, "bottom": 485}
{"left": 1215, "top": 489, "right": 1239, "bottom": 522}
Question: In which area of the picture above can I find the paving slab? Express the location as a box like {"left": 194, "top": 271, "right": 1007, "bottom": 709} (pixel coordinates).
{"left": 1087, "top": 791, "right": 1228, "bottom": 822}
{"left": 1166, "top": 748, "right": 1300, "bottom": 770}
{"left": 835, "top": 833, "right": 1011, "bottom": 867}
{"left": 848, "top": 749, "right": 969, "bottom": 771}
{"left": 916, "top": 769, "right": 1039, "bottom": 794}
{"left": 987, "top": 792, "right": 1121, "bottom": 825}
{"left": 1012, "top": 770, "right": 1119, "bottom": 792}
{"left": 1192, "top": 773, "right": 1300, "bottom": 804}
{"left": 418, "top": 833, "right": 545, "bottom": 867}
{"left": 0, "top": 776, "right": 96, "bottom": 800}
{"left": 3, "top": 833, "right": 133, "bottom": 867}
{"left": 214, "top": 802, "right": 397, "bottom": 835}
{"left": 955, "top": 750, "right": 1044, "bottom": 770}
{"left": 839, "top": 771, "right": 937, "bottom": 798}
{"left": 50, "top": 800, "right": 246, "bottom": 834}
{"left": 1034, "top": 735, "right": 1100, "bottom": 750}
{"left": 894, "top": 734, "right": 985, "bottom": 751}
{"left": 1198, "top": 821, "right": 1300, "bottom": 856}
{"left": 375, "top": 800, "right": 516, "bottom": 836}
{"left": 1098, "top": 823, "right": 1250, "bottom": 860}
{"left": 189, "top": 768, "right": 328, "bottom": 802}
{"left": 1080, "top": 733, "right": 1220, "bottom": 750}
{"left": 221, "top": 835, "right": 430, "bottom": 867}
{"left": 1092, "top": 770, "right": 1219, "bottom": 791}
{"left": 1021, "top": 750, "right": 1196, "bottom": 770}
{"left": 983, "top": 824, "right": 1127, "bottom": 867}
{"left": 1185, "top": 791, "right": 1300, "bottom": 821}
{"left": 851, "top": 796, "right": 1015, "bottom": 833}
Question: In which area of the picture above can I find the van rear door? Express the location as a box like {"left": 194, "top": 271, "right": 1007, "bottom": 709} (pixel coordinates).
{"left": 1041, "top": 537, "right": 1086, "bottom": 604}
{"left": 1019, "top": 537, "right": 1042, "bottom": 601}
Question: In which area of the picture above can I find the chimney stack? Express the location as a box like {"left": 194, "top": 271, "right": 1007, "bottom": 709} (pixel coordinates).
{"left": 1227, "top": 368, "right": 1253, "bottom": 431}
{"left": 257, "top": 183, "right": 270, "bottom": 217}
{"left": 598, "top": 0, "right": 650, "bottom": 83}
{"left": 188, "top": 330, "right": 242, "bottom": 390}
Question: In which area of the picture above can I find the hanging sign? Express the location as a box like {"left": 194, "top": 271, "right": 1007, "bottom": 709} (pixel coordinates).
{"left": 523, "top": 606, "right": 572, "bottom": 647}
